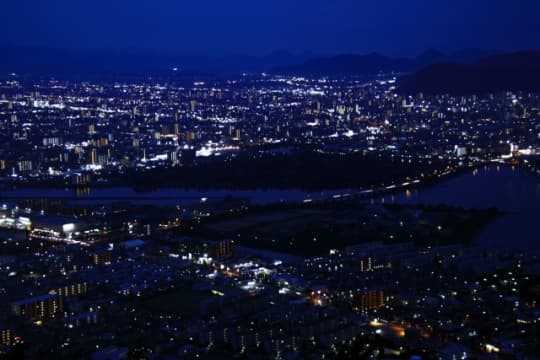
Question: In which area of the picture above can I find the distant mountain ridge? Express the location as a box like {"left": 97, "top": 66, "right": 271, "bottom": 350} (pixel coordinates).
{"left": 274, "top": 53, "right": 415, "bottom": 76}
{"left": 273, "top": 48, "right": 502, "bottom": 76}
{"left": 399, "top": 51, "right": 540, "bottom": 95}
{"left": 0, "top": 44, "right": 316, "bottom": 76}
{"left": 0, "top": 44, "right": 502, "bottom": 78}
{"left": 416, "top": 48, "right": 503, "bottom": 66}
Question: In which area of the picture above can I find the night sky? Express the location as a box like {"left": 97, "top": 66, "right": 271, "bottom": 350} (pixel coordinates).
{"left": 2, "top": 0, "right": 539, "bottom": 56}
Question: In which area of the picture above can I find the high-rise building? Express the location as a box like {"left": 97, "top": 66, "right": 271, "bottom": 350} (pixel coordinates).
{"left": 1, "top": 329, "right": 11, "bottom": 346}
{"left": 360, "top": 257, "right": 373, "bottom": 272}
{"left": 50, "top": 282, "right": 88, "bottom": 297}
{"left": 17, "top": 160, "right": 32, "bottom": 172}
{"left": 11, "top": 294, "right": 63, "bottom": 320}
{"left": 96, "top": 137, "right": 108, "bottom": 148}
{"left": 358, "top": 290, "right": 384, "bottom": 312}
{"left": 213, "top": 240, "right": 235, "bottom": 258}
{"left": 92, "top": 250, "right": 112, "bottom": 266}
{"left": 90, "top": 149, "right": 98, "bottom": 165}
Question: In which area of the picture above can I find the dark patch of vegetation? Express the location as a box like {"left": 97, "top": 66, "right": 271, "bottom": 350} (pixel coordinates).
{"left": 120, "top": 152, "right": 446, "bottom": 191}
{"left": 181, "top": 201, "right": 501, "bottom": 257}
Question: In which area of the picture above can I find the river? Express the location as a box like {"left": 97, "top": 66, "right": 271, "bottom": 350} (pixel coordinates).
{"left": 0, "top": 187, "right": 347, "bottom": 206}
{"left": 2, "top": 164, "right": 539, "bottom": 251}
{"left": 379, "top": 165, "right": 540, "bottom": 252}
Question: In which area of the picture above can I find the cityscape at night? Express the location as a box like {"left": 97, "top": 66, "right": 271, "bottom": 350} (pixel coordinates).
{"left": 1, "top": 1, "right": 540, "bottom": 359}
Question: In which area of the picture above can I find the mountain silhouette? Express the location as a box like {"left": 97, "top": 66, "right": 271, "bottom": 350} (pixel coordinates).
{"left": 399, "top": 51, "right": 540, "bottom": 95}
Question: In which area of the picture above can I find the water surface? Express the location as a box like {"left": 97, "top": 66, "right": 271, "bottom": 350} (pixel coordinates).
{"left": 381, "top": 165, "right": 540, "bottom": 252}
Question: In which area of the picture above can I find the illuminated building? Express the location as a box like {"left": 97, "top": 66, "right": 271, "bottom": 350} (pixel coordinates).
{"left": 42, "top": 136, "right": 63, "bottom": 147}
{"left": 19, "top": 198, "right": 50, "bottom": 212}
{"left": 1, "top": 329, "right": 12, "bottom": 346}
{"left": 29, "top": 216, "right": 108, "bottom": 245}
{"left": 65, "top": 312, "right": 98, "bottom": 328}
{"left": 50, "top": 282, "right": 88, "bottom": 297}
{"left": 360, "top": 257, "right": 373, "bottom": 272}
{"left": 11, "top": 294, "right": 63, "bottom": 320}
{"left": 213, "top": 240, "right": 235, "bottom": 258}
{"left": 70, "top": 173, "right": 92, "bottom": 185}
{"left": 358, "top": 290, "right": 385, "bottom": 312}
{"left": 92, "top": 250, "right": 112, "bottom": 266}
{"left": 17, "top": 160, "right": 33, "bottom": 172}
{"left": 89, "top": 149, "right": 97, "bottom": 165}
{"left": 96, "top": 137, "right": 108, "bottom": 147}
{"left": 84, "top": 146, "right": 106, "bottom": 166}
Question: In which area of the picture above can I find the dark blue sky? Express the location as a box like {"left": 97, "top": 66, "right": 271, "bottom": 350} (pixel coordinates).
{"left": 2, "top": 0, "right": 539, "bottom": 56}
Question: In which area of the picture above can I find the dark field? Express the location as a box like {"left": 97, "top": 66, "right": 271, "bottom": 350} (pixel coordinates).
{"left": 189, "top": 202, "right": 500, "bottom": 256}
{"left": 118, "top": 151, "right": 448, "bottom": 191}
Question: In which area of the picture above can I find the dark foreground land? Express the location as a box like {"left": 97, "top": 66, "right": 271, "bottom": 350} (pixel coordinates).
{"left": 184, "top": 201, "right": 501, "bottom": 256}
